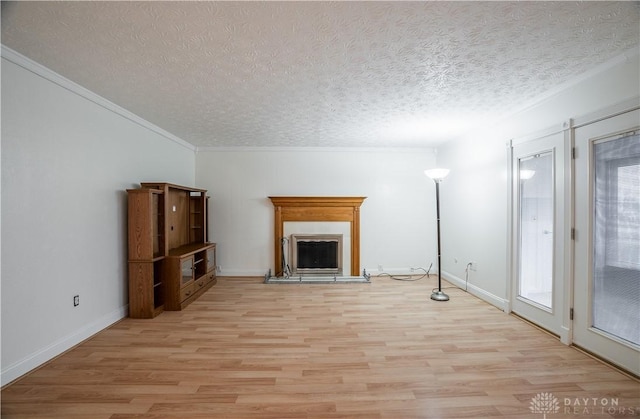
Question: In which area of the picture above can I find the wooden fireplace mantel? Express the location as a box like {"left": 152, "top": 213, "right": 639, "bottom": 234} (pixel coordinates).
{"left": 269, "top": 196, "right": 366, "bottom": 276}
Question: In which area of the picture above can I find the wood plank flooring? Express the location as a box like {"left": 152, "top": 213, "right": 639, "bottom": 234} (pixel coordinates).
{"left": 2, "top": 276, "right": 639, "bottom": 418}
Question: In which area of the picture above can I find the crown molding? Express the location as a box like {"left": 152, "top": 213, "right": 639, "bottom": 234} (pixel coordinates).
{"left": 495, "top": 47, "right": 640, "bottom": 127}
{"left": 1, "top": 45, "right": 195, "bottom": 152}
{"left": 196, "top": 146, "right": 437, "bottom": 154}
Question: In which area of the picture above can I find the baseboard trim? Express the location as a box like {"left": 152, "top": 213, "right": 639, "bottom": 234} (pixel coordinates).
{"left": 221, "top": 269, "right": 272, "bottom": 277}
{"left": 1, "top": 306, "right": 127, "bottom": 387}
{"left": 223, "top": 267, "right": 433, "bottom": 277}
{"left": 441, "top": 270, "right": 509, "bottom": 312}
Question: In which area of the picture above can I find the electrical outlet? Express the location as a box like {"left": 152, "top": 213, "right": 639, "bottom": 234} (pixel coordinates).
{"left": 73, "top": 295, "right": 79, "bottom": 307}
{"left": 410, "top": 267, "right": 415, "bottom": 272}
{"left": 216, "top": 265, "right": 222, "bottom": 273}
{"left": 470, "top": 261, "right": 478, "bottom": 271}
{"left": 378, "top": 264, "right": 383, "bottom": 272}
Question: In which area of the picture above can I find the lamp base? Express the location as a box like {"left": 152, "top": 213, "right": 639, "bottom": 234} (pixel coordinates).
{"left": 430, "top": 290, "right": 450, "bottom": 301}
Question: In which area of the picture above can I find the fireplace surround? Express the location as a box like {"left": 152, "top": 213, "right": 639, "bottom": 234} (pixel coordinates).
{"left": 268, "top": 196, "right": 366, "bottom": 277}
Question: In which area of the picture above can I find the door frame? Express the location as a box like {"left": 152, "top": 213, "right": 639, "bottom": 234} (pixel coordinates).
{"left": 571, "top": 105, "right": 640, "bottom": 375}
{"left": 507, "top": 124, "right": 573, "bottom": 344}
{"left": 506, "top": 97, "right": 640, "bottom": 359}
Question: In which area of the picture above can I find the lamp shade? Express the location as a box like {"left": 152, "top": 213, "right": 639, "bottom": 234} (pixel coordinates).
{"left": 424, "top": 168, "right": 450, "bottom": 181}
{"left": 520, "top": 169, "right": 536, "bottom": 180}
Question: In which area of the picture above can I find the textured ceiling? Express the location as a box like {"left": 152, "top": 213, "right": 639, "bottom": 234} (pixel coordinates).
{"left": 1, "top": 1, "right": 639, "bottom": 148}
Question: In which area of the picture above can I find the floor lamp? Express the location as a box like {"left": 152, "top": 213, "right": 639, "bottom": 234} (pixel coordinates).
{"left": 424, "top": 168, "right": 450, "bottom": 302}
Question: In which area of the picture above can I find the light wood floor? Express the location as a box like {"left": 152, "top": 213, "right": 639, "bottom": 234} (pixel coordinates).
{"left": 2, "top": 276, "right": 639, "bottom": 418}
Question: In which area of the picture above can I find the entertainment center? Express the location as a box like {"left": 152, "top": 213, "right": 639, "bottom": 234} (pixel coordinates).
{"left": 127, "top": 182, "right": 216, "bottom": 318}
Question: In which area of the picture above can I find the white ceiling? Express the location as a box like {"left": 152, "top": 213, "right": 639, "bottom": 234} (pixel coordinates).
{"left": 2, "top": 1, "right": 638, "bottom": 149}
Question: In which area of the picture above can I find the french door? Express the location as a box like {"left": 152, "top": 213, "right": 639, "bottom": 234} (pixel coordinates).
{"left": 511, "top": 131, "right": 568, "bottom": 339}
{"left": 573, "top": 109, "right": 640, "bottom": 375}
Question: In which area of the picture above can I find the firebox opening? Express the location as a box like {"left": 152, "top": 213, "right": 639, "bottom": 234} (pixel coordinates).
{"left": 291, "top": 234, "right": 343, "bottom": 276}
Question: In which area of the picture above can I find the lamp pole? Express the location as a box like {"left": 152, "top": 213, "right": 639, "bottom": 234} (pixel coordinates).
{"left": 424, "top": 168, "right": 450, "bottom": 302}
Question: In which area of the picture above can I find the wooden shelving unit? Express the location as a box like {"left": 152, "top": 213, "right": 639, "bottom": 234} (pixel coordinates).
{"left": 127, "top": 183, "right": 216, "bottom": 318}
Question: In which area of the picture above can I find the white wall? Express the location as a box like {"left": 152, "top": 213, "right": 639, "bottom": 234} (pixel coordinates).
{"left": 437, "top": 51, "right": 640, "bottom": 309}
{"left": 1, "top": 52, "right": 196, "bottom": 385}
{"left": 195, "top": 148, "right": 438, "bottom": 277}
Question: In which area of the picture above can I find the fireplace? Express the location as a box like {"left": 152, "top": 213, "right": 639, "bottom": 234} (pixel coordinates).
{"left": 291, "top": 234, "right": 343, "bottom": 276}
{"left": 269, "top": 196, "right": 366, "bottom": 277}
